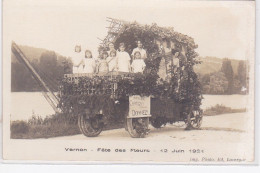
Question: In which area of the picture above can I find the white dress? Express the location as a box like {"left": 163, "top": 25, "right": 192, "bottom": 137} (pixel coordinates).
{"left": 72, "top": 52, "right": 84, "bottom": 74}
{"left": 83, "top": 58, "right": 96, "bottom": 73}
{"left": 131, "top": 59, "right": 146, "bottom": 73}
{"left": 117, "top": 51, "right": 131, "bottom": 72}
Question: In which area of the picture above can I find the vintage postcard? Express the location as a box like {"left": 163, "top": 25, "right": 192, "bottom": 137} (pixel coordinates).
{"left": 2, "top": 0, "right": 255, "bottom": 164}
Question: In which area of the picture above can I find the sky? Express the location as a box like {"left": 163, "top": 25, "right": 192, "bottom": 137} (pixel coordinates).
{"left": 3, "top": 0, "right": 255, "bottom": 60}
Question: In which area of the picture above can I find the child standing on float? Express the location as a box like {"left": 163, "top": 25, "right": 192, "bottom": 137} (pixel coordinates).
{"left": 77, "top": 50, "right": 96, "bottom": 73}
{"left": 116, "top": 43, "right": 131, "bottom": 72}
{"left": 107, "top": 50, "right": 118, "bottom": 72}
{"left": 107, "top": 42, "right": 116, "bottom": 56}
{"left": 131, "top": 51, "right": 146, "bottom": 73}
{"left": 72, "top": 45, "right": 84, "bottom": 73}
{"left": 97, "top": 51, "right": 109, "bottom": 73}
{"left": 131, "top": 40, "right": 147, "bottom": 60}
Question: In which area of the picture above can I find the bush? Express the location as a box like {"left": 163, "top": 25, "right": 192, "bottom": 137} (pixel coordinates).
{"left": 200, "top": 72, "right": 228, "bottom": 94}
{"left": 11, "top": 121, "right": 29, "bottom": 134}
{"left": 10, "top": 113, "right": 124, "bottom": 139}
{"left": 27, "top": 124, "right": 80, "bottom": 139}
{"left": 203, "top": 104, "right": 246, "bottom": 116}
{"left": 10, "top": 113, "right": 79, "bottom": 139}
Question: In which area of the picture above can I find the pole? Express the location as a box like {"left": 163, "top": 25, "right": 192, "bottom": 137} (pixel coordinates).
{"left": 11, "top": 41, "right": 60, "bottom": 113}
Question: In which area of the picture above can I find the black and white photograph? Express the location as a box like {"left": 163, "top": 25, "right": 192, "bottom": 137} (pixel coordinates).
{"left": 2, "top": 0, "right": 255, "bottom": 163}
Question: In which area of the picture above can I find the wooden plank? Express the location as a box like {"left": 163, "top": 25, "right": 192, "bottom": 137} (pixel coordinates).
{"left": 42, "top": 92, "right": 60, "bottom": 113}
{"left": 12, "top": 42, "right": 60, "bottom": 113}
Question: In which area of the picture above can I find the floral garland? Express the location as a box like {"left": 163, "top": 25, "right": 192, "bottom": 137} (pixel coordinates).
{"left": 59, "top": 70, "right": 202, "bottom": 120}
{"left": 59, "top": 21, "right": 202, "bottom": 121}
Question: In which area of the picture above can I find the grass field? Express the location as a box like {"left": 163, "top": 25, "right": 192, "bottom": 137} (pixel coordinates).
{"left": 10, "top": 113, "right": 124, "bottom": 139}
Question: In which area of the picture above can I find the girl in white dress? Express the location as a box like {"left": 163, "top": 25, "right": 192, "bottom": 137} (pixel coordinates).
{"left": 117, "top": 43, "right": 131, "bottom": 73}
{"left": 83, "top": 50, "right": 96, "bottom": 73}
{"left": 131, "top": 40, "right": 147, "bottom": 60}
{"left": 77, "top": 50, "right": 96, "bottom": 73}
{"left": 131, "top": 51, "right": 146, "bottom": 73}
{"left": 72, "top": 45, "right": 84, "bottom": 73}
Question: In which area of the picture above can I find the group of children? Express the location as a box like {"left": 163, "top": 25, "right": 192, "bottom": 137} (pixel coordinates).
{"left": 72, "top": 41, "right": 147, "bottom": 74}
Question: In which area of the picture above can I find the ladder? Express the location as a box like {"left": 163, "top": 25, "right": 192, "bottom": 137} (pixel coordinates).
{"left": 99, "top": 17, "right": 128, "bottom": 48}
{"left": 11, "top": 41, "right": 61, "bottom": 113}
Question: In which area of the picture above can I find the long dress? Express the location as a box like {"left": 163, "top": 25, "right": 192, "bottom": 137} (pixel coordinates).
{"left": 117, "top": 51, "right": 131, "bottom": 72}
{"left": 83, "top": 58, "right": 96, "bottom": 73}
{"left": 131, "top": 59, "right": 146, "bottom": 73}
{"left": 72, "top": 52, "right": 84, "bottom": 74}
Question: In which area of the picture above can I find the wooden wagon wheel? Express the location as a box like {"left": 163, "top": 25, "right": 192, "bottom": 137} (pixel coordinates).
{"left": 126, "top": 117, "right": 149, "bottom": 138}
{"left": 78, "top": 113, "right": 103, "bottom": 137}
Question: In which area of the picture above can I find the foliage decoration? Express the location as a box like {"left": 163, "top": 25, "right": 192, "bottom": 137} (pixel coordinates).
{"left": 59, "top": 19, "right": 203, "bottom": 122}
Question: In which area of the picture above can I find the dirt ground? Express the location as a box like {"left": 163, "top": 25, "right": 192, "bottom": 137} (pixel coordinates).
{"left": 4, "top": 112, "right": 254, "bottom": 163}
{"left": 48, "top": 112, "right": 254, "bottom": 162}
{"left": 53, "top": 112, "right": 251, "bottom": 143}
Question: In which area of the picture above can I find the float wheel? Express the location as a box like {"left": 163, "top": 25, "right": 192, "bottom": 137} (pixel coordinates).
{"left": 126, "top": 117, "right": 149, "bottom": 138}
{"left": 78, "top": 113, "right": 103, "bottom": 137}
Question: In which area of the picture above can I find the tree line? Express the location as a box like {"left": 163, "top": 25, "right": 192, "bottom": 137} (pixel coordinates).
{"left": 199, "top": 58, "right": 249, "bottom": 95}
{"left": 12, "top": 50, "right": 248, "bottom": 95}
{"left": 11, "top": 50, "right": 72, "bottom": 92}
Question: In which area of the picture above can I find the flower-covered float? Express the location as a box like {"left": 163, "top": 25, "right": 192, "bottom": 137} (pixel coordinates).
{"left": 58, "top": 18, "right": 203, "bottom": 138}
